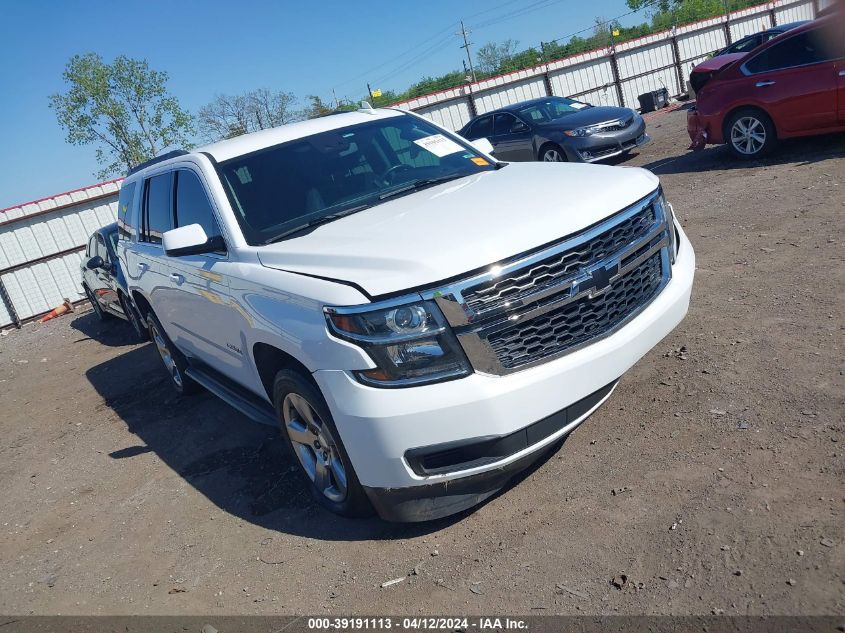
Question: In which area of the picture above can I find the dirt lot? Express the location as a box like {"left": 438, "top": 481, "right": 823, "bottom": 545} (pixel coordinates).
{"left": 1, "top": 108, "right": 843, "bottom": 617}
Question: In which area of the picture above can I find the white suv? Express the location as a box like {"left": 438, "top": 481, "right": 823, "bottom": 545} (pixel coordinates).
{"left": 118, "top": 107, "right": 695, "bottom": 522}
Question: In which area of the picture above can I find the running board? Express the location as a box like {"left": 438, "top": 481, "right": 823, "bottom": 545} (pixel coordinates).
{"left": 185, "top": 366, "right": 278, "bottom": 427}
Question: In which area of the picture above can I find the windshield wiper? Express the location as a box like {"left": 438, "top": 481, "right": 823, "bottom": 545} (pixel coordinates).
{"left": 378, "top": 174, "right": 468, "bottom": 201}
{"left": 263, "top": 204, "right": 371, "bottom": 244}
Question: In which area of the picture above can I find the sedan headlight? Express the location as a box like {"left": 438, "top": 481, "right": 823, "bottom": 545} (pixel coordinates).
{"left": 325, "top": 300, "right": 471, "bottom": 387}
{"left": 563, "top": 127, "right": 594, "bottom": 137}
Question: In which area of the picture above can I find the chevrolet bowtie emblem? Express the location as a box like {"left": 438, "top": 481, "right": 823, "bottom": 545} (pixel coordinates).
{"left": 571, "top": 263, "right": 618, "bottom": 299}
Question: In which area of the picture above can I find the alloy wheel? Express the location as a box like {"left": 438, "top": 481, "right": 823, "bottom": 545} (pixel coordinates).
{"left": 282, "top": 392, "right": 348, "bottom": 503}
{"left": 542, "top": 148, "right": 564, "bottom": 162}
{"left": 730, "top": 116, "right": 766, "bottom": 156}
{"left": 150, "top": 322, "right": 183, "bottom": 388}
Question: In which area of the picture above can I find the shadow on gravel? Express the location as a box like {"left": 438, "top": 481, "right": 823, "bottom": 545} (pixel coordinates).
{"left": 70, "top": 309, "right": 137, "bottom": 348}
{"left": 85, "top": 344, "right": 554, "bottom": 540}
{"left": 642, "top": 132, "right": 845, "bottom": 175}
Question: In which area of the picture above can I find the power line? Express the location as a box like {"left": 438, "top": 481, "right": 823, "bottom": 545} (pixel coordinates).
{"left": 331, "top": 21, "right": 459, "bottom": 91}
{"left": 473, "top": 0, "right": 568, "bottom": 30}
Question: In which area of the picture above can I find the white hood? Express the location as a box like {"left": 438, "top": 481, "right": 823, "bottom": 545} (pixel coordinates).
{"left": 256, "top": 162, "right": 659, "bottom": 297}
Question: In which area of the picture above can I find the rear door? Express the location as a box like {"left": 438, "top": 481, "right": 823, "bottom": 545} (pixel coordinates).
{"left": 491, "top": 113, "right": 533, "bottom": 161}
{"left": 743, "top": 25, "right": 839, "bottom": 133}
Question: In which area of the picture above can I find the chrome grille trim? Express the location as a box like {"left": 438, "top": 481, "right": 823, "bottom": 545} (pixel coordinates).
{"left": 422, "top": 189, "right": 673, "bottom": 375}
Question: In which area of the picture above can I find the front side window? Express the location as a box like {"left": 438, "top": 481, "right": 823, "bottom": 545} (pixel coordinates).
{"left": 96, "top": 234, "right": 110, "bottom": 263}
{"left": 174, "top": 170, "right": 222, "bottom": 242}
{"left": 215, "top": 115, "right": 496, "bottom": 245}
{"left": 493, "top": 113, "right": 518, "bottom": 135}
{"left": 468, "top": 115, "right": 493, "bottom": 139}
{"left": 516, "top": 97, "right": 591, "bottom": 123}
{"left": 745, "top": 26, "right": 840, "bottom": 73}
{"left": 142, "top": 173, "right": 173, "bottom": 244}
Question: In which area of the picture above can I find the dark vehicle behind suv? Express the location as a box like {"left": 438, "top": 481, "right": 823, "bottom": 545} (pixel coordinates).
{"left": 458, "top": 96, "right": 650, "bottom": 163}
{"left": 81, "top": 222, "right": 147, "bottom": 340}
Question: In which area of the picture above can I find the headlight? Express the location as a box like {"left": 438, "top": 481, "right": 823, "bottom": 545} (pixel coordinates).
{"left": 325, "top": 300, "right": 471, "bottom": 388}
{"left": 564, "top": 127, "right": 593, "bottom": 137}
{"left": 653, "top": 190, "right": 678, "bottom": 264}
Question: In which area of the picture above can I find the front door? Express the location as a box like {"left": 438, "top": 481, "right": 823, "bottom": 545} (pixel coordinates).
{"left": 491, "top": 113, "right": 534, "bottom": 161}
{"left": 163, "top": 168, "right": 248, "bottom": 386}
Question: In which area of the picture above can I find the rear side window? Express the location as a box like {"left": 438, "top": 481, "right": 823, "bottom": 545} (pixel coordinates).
{"left": 745, "top": 27, "right": 840, "bottom": 73}
{"left": 174, "top": 170, "right": 222, "bottom": 242}
{"left": 468, "top": 116, "right": 493, "bottom": 139}
{"left": 142, "top": 173, "right": 173, "bottom": 244}
{"left": 116, "top": 182, "right": 137, "bottom": 240}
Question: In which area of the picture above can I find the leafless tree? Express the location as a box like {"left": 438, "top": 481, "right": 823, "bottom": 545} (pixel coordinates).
{"left": 197, "top": 89, "right": 300, "bottom": 141}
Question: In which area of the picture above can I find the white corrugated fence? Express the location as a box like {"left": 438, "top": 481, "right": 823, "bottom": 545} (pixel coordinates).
{"left": 398, "top": 0, "right": 827, "bottom": 130}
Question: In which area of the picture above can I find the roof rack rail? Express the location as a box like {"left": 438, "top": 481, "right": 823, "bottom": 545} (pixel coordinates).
{"left": 126, "top": 150, "right": 189, "bottom": 176}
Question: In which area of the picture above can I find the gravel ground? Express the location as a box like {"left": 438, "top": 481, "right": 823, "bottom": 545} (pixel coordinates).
{"left": 0, "top": 108, "right": 842, "bottom": 616}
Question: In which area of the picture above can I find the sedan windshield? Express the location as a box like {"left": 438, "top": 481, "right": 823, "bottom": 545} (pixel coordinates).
{"left": 516, "top": 97, "right": 591, "bottom": 124}
{"left": 215, "top": 115, "right": 496, "bottom": 245}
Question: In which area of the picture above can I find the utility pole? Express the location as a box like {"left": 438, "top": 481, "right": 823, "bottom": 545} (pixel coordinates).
{"left": 366, "top": 83, "right": 375, "bottom": 103}
{"left": 458, "top": 20, "right": 476, "bottom": 82}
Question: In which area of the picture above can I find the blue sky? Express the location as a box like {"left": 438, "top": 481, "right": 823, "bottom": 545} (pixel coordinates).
{"left": 0, "top": 0, "right": 645, "bottom": 209}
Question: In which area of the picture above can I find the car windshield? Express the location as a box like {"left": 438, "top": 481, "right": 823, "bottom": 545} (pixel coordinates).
{"left": 215, "top": 115, "right": 496, "bottom": 245}
{"left": 516, "top": 97, "right": 591, "bottom": 124}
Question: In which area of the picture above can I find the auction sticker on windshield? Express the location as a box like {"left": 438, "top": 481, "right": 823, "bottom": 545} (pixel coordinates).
{"left": 414, "top": 134, "right": 464, "bottom": 157}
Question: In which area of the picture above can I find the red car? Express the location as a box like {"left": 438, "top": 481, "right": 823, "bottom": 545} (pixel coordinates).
{"left": 688, "top": 11, "right": 845, "bottom": 159}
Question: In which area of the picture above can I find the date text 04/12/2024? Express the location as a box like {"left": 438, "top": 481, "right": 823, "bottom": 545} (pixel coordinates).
{"left": 306, "top": 617, "right": 528, "bottom": 630}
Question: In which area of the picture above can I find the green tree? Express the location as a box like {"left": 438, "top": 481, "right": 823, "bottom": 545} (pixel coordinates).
{"left": 49, "top": 53, "right": 193, "bottom": 178}
{"left": 476, "top": 39, "right": 520, "bottom": 75}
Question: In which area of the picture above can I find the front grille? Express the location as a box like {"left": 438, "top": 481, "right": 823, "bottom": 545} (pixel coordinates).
{"left": 487, "top": 252, "right": 664, "bottom": 369}
{"left": 597, "top": 117, "right": 633, "bottom": 132}
{"left": 463, "top": 204, "right": 655, "bottom": 314}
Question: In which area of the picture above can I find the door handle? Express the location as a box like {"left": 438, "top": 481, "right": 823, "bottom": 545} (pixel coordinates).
{"left": 839, "top": 70, "right": 845, "bottom": 77}
{"left": 755, "top": 80, "right": 776, "bottom": 87}
{"left": 136, "top": 262, "right": 148, "bottom": 272}
{"left": 169, "top": 273, "right": 185, "bottom": 284}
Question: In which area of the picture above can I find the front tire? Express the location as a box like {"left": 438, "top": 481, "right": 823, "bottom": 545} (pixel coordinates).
{"left": 726, "top": 108, "right": 776, "bottom": 159}
{"left": 84, "top": 284, "right": 107, "bottom": 321}
{"left": 540, "top": 143, "right": 567, "bottom": 162}
{"left": 146, "top": 311, "right": 198, "bottom": 395}
{"left": 273, "top": 369, "right": 372, "bottom": 517}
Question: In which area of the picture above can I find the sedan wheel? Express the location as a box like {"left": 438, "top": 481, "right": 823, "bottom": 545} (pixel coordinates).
{"left": 542, "top": 147, "right": 565, "bottom": 162}
{"left": 726, "top": 109, "right": 775, "bottom": 159}
{"left": 730, "top": 116, "right": 766, "bottom": 156}
{"left": 282, "top": 392, "right": 348, "bottom": 503}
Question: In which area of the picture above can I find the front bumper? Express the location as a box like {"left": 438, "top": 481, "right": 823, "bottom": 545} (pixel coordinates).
{"left": 313, "top": 226, "right": 695, "bottom": 521}
{"left": 563, "top": 119, "right": 651, "bottom": 162}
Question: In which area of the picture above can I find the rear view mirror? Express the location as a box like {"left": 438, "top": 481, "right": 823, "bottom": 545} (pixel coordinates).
{"left": 511, "top": 121, "right": 529, "bottom": 133}
{"left": 163, "top": 224, "right": 224, "bottom": 257}
{"left": 471, "top": 138, "right": 495, "bottom": 155}
{"left": 85, "top": 255, "right": 105, "bottom": 270}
